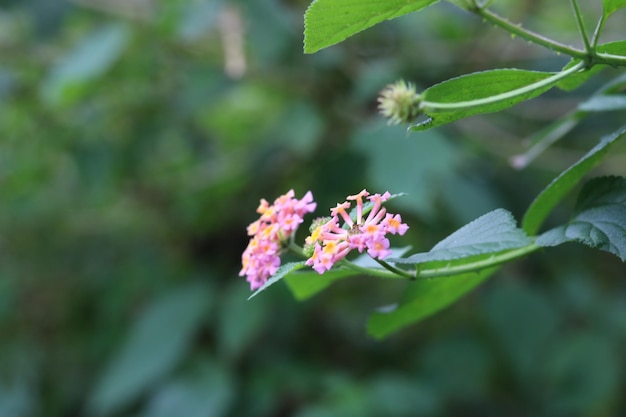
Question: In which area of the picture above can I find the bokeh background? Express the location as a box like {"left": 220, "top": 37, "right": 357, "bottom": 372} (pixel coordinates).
{"left": 1, "top": 0, "right": 626, "bottom": 416}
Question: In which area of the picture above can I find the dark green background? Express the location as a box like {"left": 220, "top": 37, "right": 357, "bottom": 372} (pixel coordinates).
{"left": 1, "top": 0, "right": 625, "bottom": 416}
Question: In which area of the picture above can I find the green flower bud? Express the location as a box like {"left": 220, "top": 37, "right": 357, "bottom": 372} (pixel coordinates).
{"left": 377, "top": 80, "right": 422, "bottom": 125}
{"left": 303, "top": 217, "right": 331, "bottom": 257}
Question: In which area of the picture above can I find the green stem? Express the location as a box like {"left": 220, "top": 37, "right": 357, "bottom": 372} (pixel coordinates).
{"left": 570, "top": 0, "right": 592, "bottom": 54}
{"left": 594, "top": 52, "right": 626, "bottom": 66}
{"left": 341, "top": 243, "right": 541, "bottom": 280}
{"left": 416, "top": 243, "right": 541, "bottom": 278}
{"left": 510, "top": 112, "right": 581, "bottom": 170}
{"left": 591, "top": 14, "right": 606, "bottom": 48}
{"left": 374, "top": 258, "right": 415, "bottom": 279}
{"left": 474, "top": 8, "right": 587, "bottom": 59}
{"left": 288, "top": 241, "right": 306, "bottom": 257}
{"left": 420, "top": 61, "right": 585, "bottom": 111}
{"left": 510, "top": 73, "right": 626, "bottom": 170}
{"left": 339, "top": 259, "right": 406, "bottom": 279}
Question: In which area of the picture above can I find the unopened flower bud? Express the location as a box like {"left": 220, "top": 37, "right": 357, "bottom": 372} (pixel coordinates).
{"left": 303, "top": 217, "right": 331, "bottom": 257}
{"left": 377, "top": 80, "right": 422, "bottom": 125}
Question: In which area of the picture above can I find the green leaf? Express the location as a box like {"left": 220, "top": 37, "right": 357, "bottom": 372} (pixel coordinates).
{"left": 556, "top": 66, "right": 603, "bottom": 92}
{"left": 412, "top": 69, "right": 556, "bottom": 131}
{"left": 597, "top": 40, "right": 626, "bottom": 56}
{"left": 558, "top": 40, "right": 626, "bottom": 91}
{"left": 40, "top": 24, "right": 130, "bottom": 106}
{"left": 603, "top": 0, "right": 626, "bottom": 18}
{"left": 303, "top": 0, "right": 439, "bottom": 53}
{"left": 367, "top": 268, "right": 498, "bottom": 339}
{"left": 284, "top": 268, "right": 359, "bottom": 300}
{"left": 522, "top": 125, "right": 626, "bottom": 235}
{"left": 87, "top": 282, "right": 212, "bottom": 417}
{"left": 247, "top": 262, "right": 306, "bottom": 300}
{"left": 390, "top": 209, "right": 532, "bottom": 265}
{"left": 367, "top": 211, "right": 532, "bottom": 338}
{"left": 536, "top": 176, "right": 626, "bottom": 261}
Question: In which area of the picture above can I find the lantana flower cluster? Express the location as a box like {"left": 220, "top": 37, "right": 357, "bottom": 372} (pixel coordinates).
{"left": 240, "top": 190, "right": 316, "bottom": 290}
{"left": 305, "top": 190, "right": 408, "bottom": 274}
{"left": 241, "top": 189, "right": 409, "bottom": 291}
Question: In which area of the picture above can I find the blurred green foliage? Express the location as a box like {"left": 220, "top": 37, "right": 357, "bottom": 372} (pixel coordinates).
{"left": 0, "top": 0, "right": 625, "bottom": 416}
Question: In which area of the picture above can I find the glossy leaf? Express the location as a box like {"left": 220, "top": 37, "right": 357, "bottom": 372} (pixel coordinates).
{"left": 303, "top": 0, "right": 439, "bottom": 53}
{"left": 247, "top": 262, "right": 306, "bottom": 300}
{"left": 367, "top": 268, "right": 498, "bottom": 339}
{"left": 390, "top": 209, "right": 531, "bottom": 265}
{"left": 536, "top": 176, "right": 626, "bottom": 261}
{"left": 603, "top": 0, "right": 626, "bottom": 18}
{"left": 368, "top": 210, "right": 532, "bottom": 338}
{"left": 412, "top": 70, "right": 556, "bottom": 131}
{"left": 522, "top": 125, "right": 626, "bottom": 235}
{"left": 87, "top": 283, "right": 212, "bottom": 417}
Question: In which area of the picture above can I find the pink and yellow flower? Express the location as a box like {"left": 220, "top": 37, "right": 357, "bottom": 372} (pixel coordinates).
{"left": 241, "top": 190, "right": 316, "bottom": 290}
{"left": 305, "top": 190, "right": 408, "bottom": 273}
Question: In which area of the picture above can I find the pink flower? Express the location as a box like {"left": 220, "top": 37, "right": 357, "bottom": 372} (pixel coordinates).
{"left": 366, "top": 236, "right": 392, "bottom": 259}
{"left": 241, "top": 190, "right": 316, "bottom": 290}
{"left": 305, "top": 190, "right": 408, "bottom": 274}
{"left": 240, "top": 236, "right": 281, "bottom": 290}
{"left": 382, "top": 213, "right": 409, "bottom": 235}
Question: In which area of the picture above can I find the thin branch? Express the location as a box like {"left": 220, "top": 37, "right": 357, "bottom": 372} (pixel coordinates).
{"left": 374, "top": 258, "right": 415, "bottom": 279}
{"left": 591, "top": 14, "right": 606, "bottom": 48}
{"left": 570, "top": 0, "right": 592, "bottom": 54}
{"left": 339, "top": 259, "right": 406, "bottom": 279}
{"left": 474, "top": 8, "right": 587, "bottom": 59}
{"left": 416, "top": 244, "right": 541, "bottom": 279}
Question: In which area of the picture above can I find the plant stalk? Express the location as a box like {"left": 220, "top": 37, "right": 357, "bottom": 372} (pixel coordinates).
{"left": 570, "top": 0, "right": 592, "bottom": 54}
{"left": 374, "top": 258, "right": 415, "bottom": 279}
{"left": 339, "top": 243, "right": 541, "bottom": 280}
{"left": 474, "top": 8, "right": 587, "bottom": 59}
{"left": 591, "top": 14, "right": 606, "bottom": 48}
{"left": 339, "top": 259, "right": 406, "bottom": 279}
{"left": 416, "top": 244, "right": 541, "bottom": 278}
